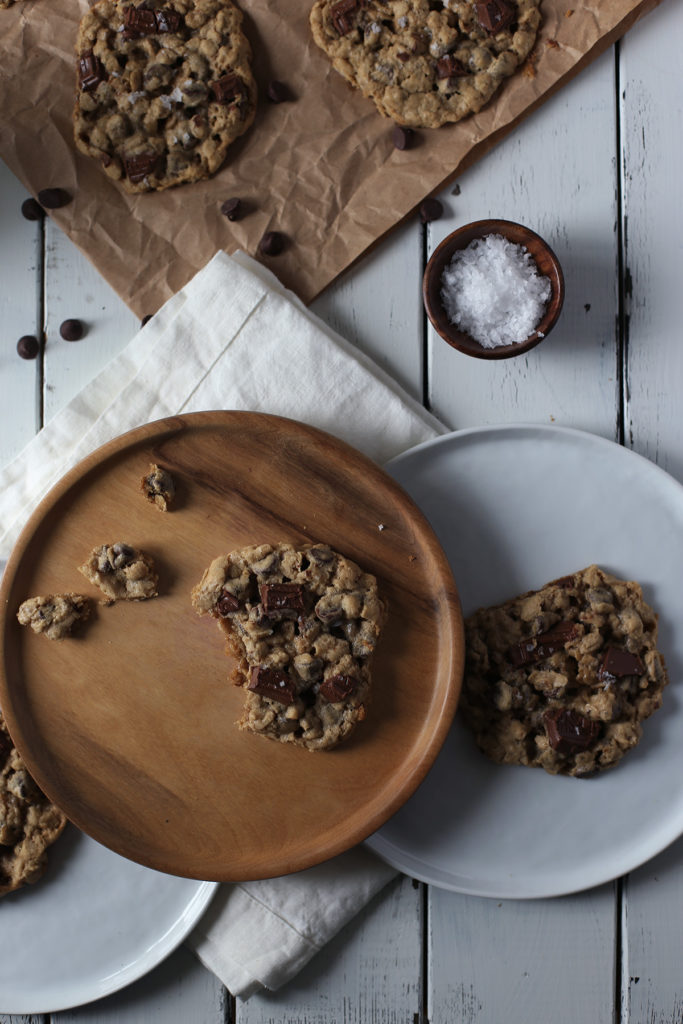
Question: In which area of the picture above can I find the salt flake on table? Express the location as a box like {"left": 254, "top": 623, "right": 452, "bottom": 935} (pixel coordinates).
{"left": 440, "top": 234, "right": 552, "bottom": 348}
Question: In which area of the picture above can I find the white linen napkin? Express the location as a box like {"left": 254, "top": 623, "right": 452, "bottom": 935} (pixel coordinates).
{"left": 0, "top": 250, "right": 444, "bottom": 997}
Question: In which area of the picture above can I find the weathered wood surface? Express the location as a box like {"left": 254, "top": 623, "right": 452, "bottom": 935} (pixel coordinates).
{"left": 1, "top": 1, "right": 682, "bottom": 1019}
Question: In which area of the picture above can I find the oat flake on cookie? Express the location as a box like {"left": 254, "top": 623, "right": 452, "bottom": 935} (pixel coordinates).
{"left": 310, "top": 0, "right": 541, "bottom": 129}
{"left": 73, "top": 0, "right": 257, "bottom": 192}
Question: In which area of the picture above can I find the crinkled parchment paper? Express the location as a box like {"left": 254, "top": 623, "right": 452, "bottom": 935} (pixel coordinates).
{"left": 0, "top": 0, "right": 662, "bottom": 314}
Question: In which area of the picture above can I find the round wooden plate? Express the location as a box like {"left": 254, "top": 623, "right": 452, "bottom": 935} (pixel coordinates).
{"left": 0, "top": 412, "right": 463, "bottom": 881}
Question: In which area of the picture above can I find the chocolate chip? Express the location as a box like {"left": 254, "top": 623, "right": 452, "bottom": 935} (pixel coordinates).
{"left": 217, "top": 589, "right": 240, "bottom": 617}
{"left": 210, "top": 73, "right": 245, "bottom": 104}
{"left": 419, "top": 198, "right": 443, "bottom": 224}
{"left": 17, "top": 335, "right": 40, "bottom": 359}
{"left": 21, "top": 198, "right": 44, "bottom": 221}
{"left": 155, "top": 8, "right": 182, "bottom": 32}
{"left": 598, "top": 647, "right": 645, "bottom": 684}
{"left": 140, "top": 314, "right": 154, "bottom": 327}
{"left": 267, "top": 80, "right": 291, "bottom": 103}
{"left": 221, "top": 197, "right": 243, "bottom": 221}
{"left": 543, "top": 708, "right": 601, "bottom": 754}
{"left": 59, "top": 318, "right": 84, "bottom": 341}
{"left": 0, "top": 729, "right": 13, "bottom": 767}
{"left": 320, "top": 674, "right": 357, "bottom": 703}
{"left": 330, "top": 0, "right": 359, "bottom": 34}
{"left": 392, "top": 125, "right": 415, "bottom": 151}
{"left": 260, "top": 583, "right": 304, "bottom": 615}
{"left": 258, "top": 230, "right": 285, "bottom": 256}
{"left": 248, "top": 666, "right": 296, "bottom": 705}
{"left": 78, "top": 51, "right": 107, "bottom": 92}
{"left": 123, "top": 151, "right": 160, "bottom": 184}
{"left": 475, "top": 0, "right": 515, "bottom": 34}
{"left": 122, "top": 6, "right": 158, "bottom": 38}
{"left": 37, "top": 188, "right": 71, "bottom": 210}
{"left": 508, "top": 621, "right": 578, "bottom": 667}
{"left": 435, "top": 54, "right": 469, "bottom": 79}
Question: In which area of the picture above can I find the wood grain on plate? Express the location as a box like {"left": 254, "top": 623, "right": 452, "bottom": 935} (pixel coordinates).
{"left": 0, "top": 411, "right": 463, "bottom": 881}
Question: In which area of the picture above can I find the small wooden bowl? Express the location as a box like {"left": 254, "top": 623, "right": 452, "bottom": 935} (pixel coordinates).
{"left": 423, "top": 219, "right": 565, "bottom": 360}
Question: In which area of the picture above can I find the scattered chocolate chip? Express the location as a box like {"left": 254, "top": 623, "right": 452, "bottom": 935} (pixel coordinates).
{"left": 217, "top": 589, "right": 240, "bottom": 617}
{"left": 21, "top": 198, "right": 44, "bottom": 221}
{"left": 59, "top": 318, "right": 84, "bottom": 342}
{"left": 258, "top": 230, "right": 285, "bottom": 256}
{"left": 475, "top": 0, "right": 515, "bottom": 34}
{"left": 396, "top": 52, "right": 410, "bottom": 62}
{"left": 248, "top": 666, "right": 296, "bottom": 705}
{"left": 221, "top": 197, "right": 243, "bottom": 221}
{"left": 0, "top": 729, "right": 13, "bottom": 767}
{"left": 123, "top": 151, "right": 160, "bottom": 184}
{"left": 260, "top": 583, "right": 304, "bottom": 615}
{"left": 543, "top": 708, "right": 601, "bottom": 754}
{"left": 17, "top": 335, "right": 40, "bottom": 360}
{"left": 435, "top": 54, "right": 469, "bottom": 79}
{"left": 140, "top": 314, "right": 154, "bottom": 327}
{"left": 122, "top": 6, "right": 158, "bottom": 38}
{"left": 78, "top": 51, "right": 107, "bottom": 92}
{"left": 330, "top": 0, "right": 359, "bottom": 35}
{"left": 267, "top": 80, "right": 291, "bottom": 103}
{"left": 508, "top": 621, "right": 578, "bottom": 667}
{"left": 37, "top": 188, "right": 71, "bottom": 210}
{"left": 392, "top": 125, "right": 415, "bottom": 151}
{"left": 210, "top": 73, "right": 245, "bottom": 104}
{"left": 419, "top": 198, "right": 443, "bottom": 224}
{"left": 155, "top": 8, "right": 182, "bottom": 32}
{"left": 598, "top": 647, "right": 645, "bottom": 683}
{"left": 320, "top": 674, "right": 357, "bottom": 703}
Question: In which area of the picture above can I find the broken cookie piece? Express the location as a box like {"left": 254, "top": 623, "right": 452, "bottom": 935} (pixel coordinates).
{"left": 78, "top": 542, "right": 158, "bottom": 602}
{"left": 1, "top": 713, "right": 67, "bottom": 898}
{"left": 460, "top": 565, "right": 669, "bottom": 777}
{"left": 16, "top": 593, "right": 90, "bottom": 640}
{"left": 191, "top": 542, "right": 386, "bottom": 751}
{"left": 141, "top": 463, "right": 175, "bottom": 511}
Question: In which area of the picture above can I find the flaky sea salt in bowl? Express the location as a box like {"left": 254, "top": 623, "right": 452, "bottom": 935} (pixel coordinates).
{"left": 423, "top": 220, "right": 565, "bottom": 360}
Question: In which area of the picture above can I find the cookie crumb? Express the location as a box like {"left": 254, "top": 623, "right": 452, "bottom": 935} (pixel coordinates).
{"left": 141, "top": 463, "right": 175, "bottom": 511}
{"left": 79, "top": 542, "right": 158, "bottom": 601}
{"left": 17, "top": 593, "right": 90, "bottom": 640}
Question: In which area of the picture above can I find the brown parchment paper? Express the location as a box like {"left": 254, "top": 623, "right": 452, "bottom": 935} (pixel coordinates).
{"left": 0, "top": 0, "right": 663, "bottom": 315}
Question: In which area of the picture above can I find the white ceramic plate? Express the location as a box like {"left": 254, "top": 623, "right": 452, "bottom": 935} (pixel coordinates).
{"left": 0, "top": 825, "right": 216, "bottom": 1014}
{"left": 366, "top": 424, "right": 683, "bottom": 899}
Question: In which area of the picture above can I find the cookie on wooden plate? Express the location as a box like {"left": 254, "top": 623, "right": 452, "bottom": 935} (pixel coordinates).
{"left": 73, "top": 0, "right": 257, "bottom": 192}
{"left": 1, "top": 713, "right": 67, "bottom": 898}
{"left": 460, "top": 565, "right": 669, "bottom": 777}
{"left": 192, "top": 542, "right": 386, "bottom": 751}
{"left": 310, "top": 0, "right": 541, "bottom": 128}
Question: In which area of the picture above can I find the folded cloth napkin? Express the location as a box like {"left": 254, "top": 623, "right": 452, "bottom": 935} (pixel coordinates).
{"left": 0, "top": 250, "right": 445, "bottom": 997}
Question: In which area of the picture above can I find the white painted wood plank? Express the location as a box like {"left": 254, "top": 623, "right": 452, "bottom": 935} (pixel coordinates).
{"left": 617, "top": 4, "right": 683, "bottom": 1023}
{"left": 428, "top": 884, "right": 616, "bottom": 1024}
{"left": 620, "top": 0, "right": 683, "bottom": 482}
{"left": 236, "top": 875, "right": 422, "bottom": 1024}
{"left": 426, "top": 49, "right": 620, "bottom": 440}
{"left": 42, "top": 219, "right": 138, "bottom": 424}
{"left": 311, "top": 220, "right": 425, "bottom": 405}
{"left": 52, "top": 945, "right": 226, "bottom": 1024}
{"left": 621, "top": 836, "right": 683, "bottom": 1024}
{"left": 0, "top": 160, "right": 42, "bottom": 466}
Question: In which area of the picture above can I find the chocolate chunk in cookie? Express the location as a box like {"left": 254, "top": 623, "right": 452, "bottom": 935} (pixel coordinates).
{"left": 460, "top": 565, "right": 669, "bottom": 777}
{"left": 310, "top": 0, "right": 541, "bottom": 128}
{"left": 0, "top": 713, "right": 67, "bottom": 898}
{"left": 78, "top": 542, "right": 158, "bottom": 602}
{"left": 191, "top": 542, "right": 386, "bottom": 750}
{"left": 17, "top": 593, "right": 91, "bottom": 640}
{"left": 73, "top": 0, "right": 257, "bottom": 193}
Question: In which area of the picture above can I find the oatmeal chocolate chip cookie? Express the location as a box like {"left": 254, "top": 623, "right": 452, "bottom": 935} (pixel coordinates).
{"left": 1, "top": 713, "right": 67, "bottom": 897}
{"left": 79, "top": 542, "right": 159, "bottom": 602}
{"left": 460, "top": 566, "right": 669, "bottom": 777}
{"left": 192, "top": 542, "right": 386, "bottom": 750}
{"left": 141, "top": 462, "right": 176, "bottom": 511}
{"left": 310, "top": 0, "right": 541, "bottom": 128}
{"left": 17, "top": 593, "right": 91, "bottom": 640}
{"left": 73, "top": 0, "right": 257, "bottom": 193}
